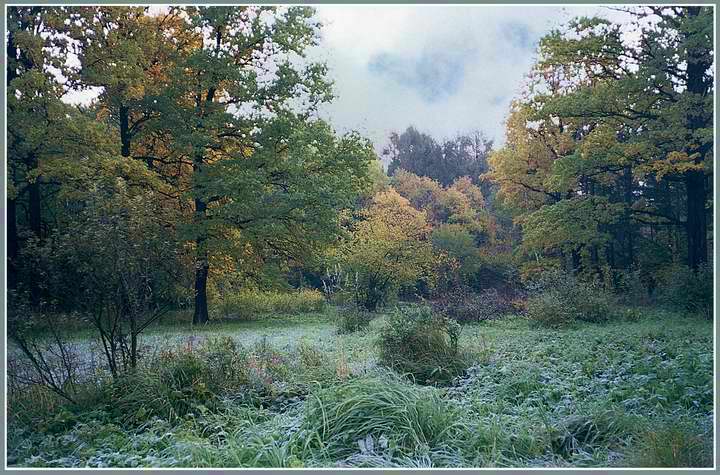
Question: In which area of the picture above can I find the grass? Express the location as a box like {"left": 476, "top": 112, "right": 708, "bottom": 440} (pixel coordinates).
{"left": 6, "top": 305, "right": 714, "bottom": 468}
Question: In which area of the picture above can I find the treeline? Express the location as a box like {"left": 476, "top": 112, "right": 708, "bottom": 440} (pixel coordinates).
{"left": 7, "top": 5, "right": 713, "bottom": 335}
{"left": 344, "top": 6, "right": 714, "bottom": 313}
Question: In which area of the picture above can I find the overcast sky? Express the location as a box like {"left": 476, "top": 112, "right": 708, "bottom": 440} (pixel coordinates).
{"left": 310, "top": 5, "right": 630, "bottom": 152}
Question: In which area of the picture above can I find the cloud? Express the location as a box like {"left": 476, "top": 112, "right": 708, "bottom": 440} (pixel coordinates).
{"left": 311, "top": 5, "right": 631, "bottom": 153}
{"left": 502, "top": 21, "right": 536, "bottom": 50}
{"left": 367, "top": 44, "right": 474, "bottom": 103}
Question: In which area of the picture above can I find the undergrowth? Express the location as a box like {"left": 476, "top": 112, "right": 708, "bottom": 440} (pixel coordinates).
{"left": 7, "top": 307, "right": 713, "bottom": 468}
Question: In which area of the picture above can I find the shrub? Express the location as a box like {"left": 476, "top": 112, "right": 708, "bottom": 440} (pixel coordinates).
{"left": 113, "top": 337, "right": 250, "bottom": 425}
{"left": 526, "top": 291, "right": 575, "bottom": 328}
{"left": 625, "top": 420, "right": 712, "bottom": 467}
{"left": 656, "top": 264, "right": 712, "bottom": 319}
{"left": 299, "top": 373, "right": 466, "bottom": 459}
{"left": 433, "top": 286, "right": 515, "bottom": 323}
{"left": 337, "top": 306, "right": 374, "bottom": 334}
{"left": 526, "top": 271, "right": 616, "bottom": 327}
{"left": 377, "top": 305, "right": 469, "bottom": 385}
{"left": 197, "top": 336, "right": 249, "bottom": 394}
{"left": 611, "top": 268, "right": 653, "bottom": 306}
{"left": 213, "top": 289, "right": 325, "bottom": 320}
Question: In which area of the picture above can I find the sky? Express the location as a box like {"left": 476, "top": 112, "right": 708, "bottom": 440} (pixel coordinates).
{"left": 309, "top": 5, "right": 631, "bottom": 153}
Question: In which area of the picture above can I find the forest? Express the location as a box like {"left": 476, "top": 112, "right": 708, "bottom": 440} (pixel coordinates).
{"left": 5, "top": 5, "right": 714, "bottom": 469}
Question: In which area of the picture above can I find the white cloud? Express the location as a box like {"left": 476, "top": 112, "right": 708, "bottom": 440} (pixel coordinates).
{"left": 311, "top": 5, "right": 633, "bottom": 152}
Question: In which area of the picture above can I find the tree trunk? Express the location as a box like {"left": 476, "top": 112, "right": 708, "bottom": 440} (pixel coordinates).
{"left": 686, "top": 169, "right": 707, "bottom": 270}
{"left": 28, "top": 175, "right": 41, "bottom": 239}
{"left": 683, "top": 6, "right": 710, "bottom": 270}
{"left": 193, "top": 251, "right": 210, "bottom": 325}
{"left": 119, "top": 105, "right": 131, "bottom": 158}
{"left": 623, "top": 166, "right": 635, "bottom": 269}
{"left": 192, "top": 196, "right": 210, "bottom": 325}
{"left": 7, "top": 198, "right": 19, "bottom": 290}
{"left": 27, "top": 156, "right": 42, "bottom": 305}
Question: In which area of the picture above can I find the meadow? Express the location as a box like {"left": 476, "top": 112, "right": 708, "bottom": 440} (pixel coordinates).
{"left": 7, "top": 304, "right": 713, "bottom": 468}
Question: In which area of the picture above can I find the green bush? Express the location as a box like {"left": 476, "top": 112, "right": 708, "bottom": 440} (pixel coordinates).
{"left": 526, "top": 291, "right": 575, "bottom": 328}
{"left": 625, "top": 420, "right": 713, "bottom": 467}
{"left": 337, "top": 306, "right": 374, "bottom": 334}
{"left": 526, "top": 271, "right": 616, "bottom": 327}
{"left": 113, "top": 337, "right": 250, "bottom": 425}
{"left": 299, "top": 373, "right": 466, "bottom": 459}
{"left": 656, "top": 264, "right": 712, "bottom": 319}
{"left": 212, "top": 289, "right": 325, "bottom": 320}
{"left": 377, "top": 305, "right": 469, "bottom": 385}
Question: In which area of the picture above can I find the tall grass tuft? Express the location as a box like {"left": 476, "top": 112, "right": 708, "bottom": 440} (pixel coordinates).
{"left": 298, "top": 372, "right": 468, "bottom": 461}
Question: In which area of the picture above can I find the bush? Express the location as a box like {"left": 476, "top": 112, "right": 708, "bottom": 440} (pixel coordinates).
{"left": 656, "top": 264, "right": 712, "bottom": 319}
{"left": 625, "top": 420, "right": 713, "bottom": 467}
{"left": 299, "top": 373, "right": 466, "bottom": 459}
{"left": 212, "top": 289, "right": 325, "bottom": 320}
{"left": 377, "top": 305, "right": 469, "bottom": 385}
{"left": 113, "top": 337, "right": 250, "bottom": 425}
{"left": 526, "top": 291, "right": 575, "bottom": 328}
{"left": 337, "top": 306, "right": 374, "bottom": 334}
{"left": 526, "top": 271, "right": 616, "bottom": 327}
{"left": 433, "top": 286, "right": 515, "bottom": 323}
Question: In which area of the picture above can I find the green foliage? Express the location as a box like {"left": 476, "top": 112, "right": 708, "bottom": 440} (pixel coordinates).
{"left": 336, "top": 306, "right": 374, "bottom": 334}
{"left": 526, "top": 291, "right": 576, "bottom": 328}
{"left": 656, "top": 264, "right": 713, "bottom": 319}
{"left": 377, "top": 305, "right": 469, "bottom": 385}
{"left": 520, "top": 197, "right": 624, "bottom": 259}
{"left": 624, "top": 420, "right": 713, "bottom": 467}
{"left": 341, "top": 189, "right": 436, "bottom": 311}
{"left": 300, "top": 373, "right": 465, "bottom": 460}
{"left": 212, "top": 289, "right": 325, "bottom": 320}
{"left": 526, "top": 271, "right": 616, "bottom": 327}
{"left": 113, "top": 339, "right": 247, "bottom": 426}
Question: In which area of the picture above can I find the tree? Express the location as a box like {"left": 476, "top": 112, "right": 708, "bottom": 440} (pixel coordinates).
{"left": 385, "top": 126, "right": 493, "bottom": 186}
{"left": 342, "top": 189, "right": 435, "bottom": 311}
{"left": 141, "top": 6, "right": 368, "bottom": 324}
{"left": 46, "top": 185, "right": 188, "bottom": 376}
{"left": 393, "top": 169, "right": 495, "bottom": 245}
{"left": 7, "top": 6, "right": 77, "bottom": 297}
{"left": 531, "top": 8, "right": 713, "bottom": 270}
{"left": 489, "top": 8, "right": 713, "bottom": 282}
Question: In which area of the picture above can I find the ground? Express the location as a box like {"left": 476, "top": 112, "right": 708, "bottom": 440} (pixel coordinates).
{"left": 6, "top": 307, "right": 714, "bottom": 468}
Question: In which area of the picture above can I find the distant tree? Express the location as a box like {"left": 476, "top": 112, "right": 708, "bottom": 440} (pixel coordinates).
{"left": 384, "top": 127, "right": 493, "bottom": 187}
{"left": 392, "top": 169, "right": 495, "bottom": 245}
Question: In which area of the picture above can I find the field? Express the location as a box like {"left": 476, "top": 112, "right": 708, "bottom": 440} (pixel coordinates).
{"left": 7, "top": 307, "right": 714, "bottom": 468}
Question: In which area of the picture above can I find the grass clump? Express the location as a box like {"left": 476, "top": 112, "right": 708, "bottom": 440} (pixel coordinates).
{"left": 336, "top": 306, "right": 374, "bottom": 334}
{"left": 113, "top": 337, "right": 249, "bottom": 425}
{"left": 299, "top": 373, "right": 466, "bottom": 461}
{"left": 377, "top": 305, "right": 471, "bottom": 385}
{"left": 624, "top": 419, "right": 713, "bottom": 467}
{"left": 213, "top": 289, "right": 326, "bottom": 320}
